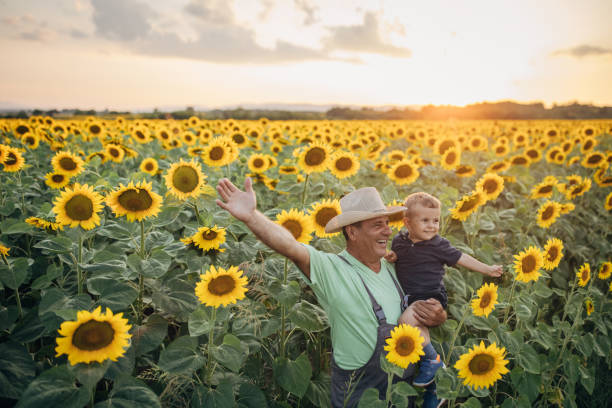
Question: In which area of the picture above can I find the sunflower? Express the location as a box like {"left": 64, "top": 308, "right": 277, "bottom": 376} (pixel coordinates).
{"left": 180, "top": 131, "right": 197, "bottom": 146}
{"left": 0, "top": 244, "right": 10, "bottom": 257}
{"left": 191, "top": 225, "right": 226, "bottom": 251}
{"left": 55, "top": 306, "right": 131, "bottom": 365}
{"left": 44, "top": 172, "right": 70, "bottom": 189}
{"left": 202, "top": 138, "right": 234, "bottom": 167}
{"left": 440, "top": 147, "right": 461, "bottom": 170}
{"left": 131, "top": 126, "right": 152, "bottom": 144}
{"left": 564, "top": 178, "right": 591, "bottom": 200}
{"left": 593, "top": 168, "right": 612, "bottom": 187}
{"left": 195, "top": 265, "right": 248, "bottom": 308}
{"left": 486, "top": 161, "right": 510, "bottom": 173}
{"left": 530, "top": 180, "right": 556, "bottom": 199}
{"left": 386, "top": 199, "right": 406, "bottom": 230}
{"left": 509, "top": 154, "right": 530, "bottom": 166}
{"left": 585, "top": 299, "right": 594, "bottom": 316}
{"left": 106, "top": 181, "right": 163, "bottom": 222}
{"left": 471, "top": 282, "right": 498, "bottom": 317}
{"left": 86, "top": 151, "right": 108, "bottom": 164}
{"left": 278, "top": 165, "right": 299, "bottom": 175}
{"left": 388, "top": 160, "right": 420, "bottom": 185}
{"left": 25, "top": 216, "right": 64, "bottom": 231}
{"left": 164, "top": 159, "right": 206, "bottom": 200}
{"left": 605, "top": 192, "right": 612, "bottom": 211}
{"left": 329, "top": 151, "right": 360, "bottom": 179}
{"left": 450, "top": 191, "right": 485, "bottom": 221}
{"left": 580, "top": 137, "right": 597, "bottom": 153}
{"left": 309, "top": 199, "right": 341, "bottom": 238}
{"left": 275, "top": 209, "right": 313, "bottom": 244}
{"left": 298, "top": 142, "right": 330, "bottom": 174}
{"left": 513, "top": 246, "right": 543, "bottom": 283}
{"left": 383, "top": 324, "right": 425, "bottom": 369}
{"left": 434, "top": 137, "right": 459, "bottom": 156}
{"left": 559, "top": 202, "right": 575, "bottom": 214}
{"left": 577, "top": 263, "right": 590, "bottom": 287}
{"left": 598, "top": 262, "right": 612, "bottom": 279}
{"left": 2, "top": 147, "right": 25, "bottom": 172}
{"left": 455, "top": 165, "right": 476, "bottom": 178}
{"left": 536, "top": 200, "right": 562, "bottom": 229}
{"left": 53, "top": 183, "right": 104, "bottom": 230}
{"left": 21, "top": 132, "right": 40, "bottom": 149}
{"left": 581, "top": 151, "right": 606, "bottom": 168}
{"left": 247, "top": 153, "right": 270, "bottom": 173}
{"left": 492, "top": 143, "right": 509, "bottom": 157}
{"left": 51, "top": 151, "right": 84, "bottom": 177}
{"left": 105, "top": 143, "right": 125, "bottom": 163}
{"left": 525, "top": 148, "right": 542, "bottom": 163}
{"left": 230, "top": 132, "right": 248, "bottom": 148}
{"left": 454, "top": 341, "right": 509, "bottom": 390}
{"left": 542, "top": 238, "right": 563, "bottom": 270}
{"left": 475, "top": 173, "right": 504, "bottom": 201}
{"left": 140, "top": 158, "right": 159, "bottom": 175}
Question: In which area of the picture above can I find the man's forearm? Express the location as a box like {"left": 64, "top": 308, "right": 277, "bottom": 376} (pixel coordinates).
{"left": 245, "top": 210, "right": 310, "bottom": 277}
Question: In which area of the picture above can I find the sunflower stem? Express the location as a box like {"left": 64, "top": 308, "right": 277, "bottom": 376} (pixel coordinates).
{"left": 300, "top": 174, "right": 310, "bottom": 209}
{"left": 137, "top": 221, "right": 146, "bottom": 325}
{"left": 502, "top": 277, "right": 518, "bottom": 327}
{"left": 444, "top": 303, "right": 469, "bottom": 367}
{"left": 1, "top": 254, "right": 21, "bottom": 318}
{"left": 279, "top": 258, "right": 289, "bottom": 359}
{"left": 77, "top": 232, "right": 83, "bottom": 295}
{"left": 206, "top": 307, "right": 217, "bottom": 384}
{"left": 193, "top": 201, "right": 201, "bottom": 225}
{"left": 385, "top": 371, "right": 393, "bottom": 405}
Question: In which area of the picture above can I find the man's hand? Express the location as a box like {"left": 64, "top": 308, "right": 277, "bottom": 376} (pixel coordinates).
{"left": 384, "top": 250, "right": 397, "bottom": 263}
{"left": 487, "top": 265, "right": 503, "bottom": 277}
{"left": 411, "top": 299, "right": 447, "bottom": 327}
{"left": 216, "top": 178, "right": 256, "bottom": 223}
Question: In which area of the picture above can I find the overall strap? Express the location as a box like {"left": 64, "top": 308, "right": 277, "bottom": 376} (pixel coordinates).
{"left": 388, "top": 273, "right": 409, "bottom": 312}
{"left": 338, "top": 255, "right": 387, "bottom": 325}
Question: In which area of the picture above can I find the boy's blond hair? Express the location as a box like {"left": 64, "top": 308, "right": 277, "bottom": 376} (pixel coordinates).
{"left": 403, "top": 192, "right": 441, "bottom": 217}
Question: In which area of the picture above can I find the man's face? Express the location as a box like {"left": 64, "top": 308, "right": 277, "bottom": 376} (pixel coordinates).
{"left": 347, "top": 215, "right": 392, "bottom": 259}
{"left": 403, "top": 204, "right": 440, "bottom": 243}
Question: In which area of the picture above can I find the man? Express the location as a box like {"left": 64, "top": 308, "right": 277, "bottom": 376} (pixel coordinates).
{"left": 216, "top": 178, "right": 446, "bottom": 407}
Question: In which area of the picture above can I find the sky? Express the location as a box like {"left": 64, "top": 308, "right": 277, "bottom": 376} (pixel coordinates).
{"left": 0, "top": 0, "right": 611, "bottom": 111}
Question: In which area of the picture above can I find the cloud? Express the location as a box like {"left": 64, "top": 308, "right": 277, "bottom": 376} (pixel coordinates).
{"left": 18, "top": 29, "right": 51, "bottom": 42}
{"left": 70, "top": 29, "right": 88, "bottom": 39}
{"left": 294, "top": 0, "right": 318, "bottom": 26}
{"left": 184, "top": 0, "right": 234, "bottom": 25}
{"left": 323, "top": 12, "right": 411, "bottom": 57}
{"left": 552, "top": 44, "right": 612, "bottom": 58}
{"left": 91, "top": 0, "right": 156, "bottom": 41}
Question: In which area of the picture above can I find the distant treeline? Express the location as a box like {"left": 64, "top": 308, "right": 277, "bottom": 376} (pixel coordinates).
{"left": 2, "top": 101, "right": 612, "bottom": 120}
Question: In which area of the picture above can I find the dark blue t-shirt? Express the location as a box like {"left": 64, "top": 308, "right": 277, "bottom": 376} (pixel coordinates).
{"left": 391, "top": 231, "right": 462, "bottom": 305}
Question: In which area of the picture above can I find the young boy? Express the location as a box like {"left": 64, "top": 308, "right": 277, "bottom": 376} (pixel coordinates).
{"left": 385, "top": 192, "right": 503, "bottom": 387}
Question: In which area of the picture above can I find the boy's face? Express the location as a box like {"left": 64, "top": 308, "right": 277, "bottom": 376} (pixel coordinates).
{"left": 403, "top": 204, "right": 440, "bottom": 242}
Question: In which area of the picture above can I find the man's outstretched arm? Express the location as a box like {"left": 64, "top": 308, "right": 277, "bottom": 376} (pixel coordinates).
{"left": 216, "top": 177, "right": 311, "bottom": 278}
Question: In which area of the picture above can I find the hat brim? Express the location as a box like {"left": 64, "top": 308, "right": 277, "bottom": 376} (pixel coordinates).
{"left": 325, "top": 205, "right": 406, "bottom": 234}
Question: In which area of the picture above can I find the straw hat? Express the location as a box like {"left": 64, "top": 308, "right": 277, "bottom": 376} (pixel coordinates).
{"left": 324, "top": 187, "right": 406, "bottom": 233}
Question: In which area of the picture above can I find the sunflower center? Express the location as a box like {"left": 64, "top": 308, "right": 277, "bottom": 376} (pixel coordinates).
{"left": 282, "top": 219, "right": 303, "bottom": 239}
{"left": 52, "top": 174, "right": 65, "bottom": 182}
{"left": 5, "top": 152, "right": 17, "bottom": 165}
{"left": 491, "top": 163, "right": 505, "bottom": 171}
{"left": 209, "top": 146, "right": 225, "bottom": 161}
{"left": 208, "top": 275, "right": 236, "bottom": 296}
{"left": 59, "top": 157, "right": 77, "bottom": 171}
{"left": 445, "top": 152, "right": 457, "bottom": 164}
{"left": 395, "top": 164, "right": 413, "bottom": 178}
{"left": 456, "top": 166, "right": 471, "bottom": 174}
{"left": 395, "top": 335, "right": 415, "bottom": 356}
{"left": 479, "top": 292, "right": 492, "bottom": 308}
{"left": 538, "top": 186, "right": 553, "bottom": 194}
{"left": 526, "top": 150, "right": 538, "bottom": 158}
{"left": 547, "top": 247, "right": 558, "bottom": 261}
{"left": 90, "top": 125, "right": 101, "bottom": 134}
{"left": 483, "top": 180, "right": 498, "bottom": 194}
{"left": 72, "top": 319, "right": 115, "bottom": 351}
{"left": 512, "top": 157, "right": 528, "bottom": 165}
{"left": 16, "top": 125, "right": 30, "bottom": 135}
{"left": 253, "top": 158, "right": 265, "bottom": 168}
{"left": 541, "top": 206, "right": 554, "bottom": 221}
{"left": 496, "top": 146, "right": 505, "bottom": 154}
{"left": 305, "top": 147, "right": 326, "bottom": 166}
{"left": 172, "top": 166, "right": 199, "bottom": 193}
{"left": 109, "top": 148, "right": 120, "bottom": 157}
{"left": 65, "top": 194, "right": 94, "bottom": 220}
{"left": 118, "top": 188, "right": 153, "bottom": 212}
{"left": 232, "top": 134, "right": 245, "bottom": 144}
{"left": 581, "top": 269, "right": 589, "bottom": 281}
{"left": 202, "top": 229, "right": 217, "bottom": 240}
{"left": 438, "top": 141, "right": 454, "bottom": 154}
{"left": 468, "top": 354, "right": 494, "bottom": 375}
{"left": 335, "top": 157, "right": 353, "bottom": 171}
{"left": 315, "top": 207, "right": 338, "bottom": 227}
{"left": 459, "top": 195, "right": 480, "bottom": 212}
{"left": 145, "top": 162, "right": 154, "bottom": 171}
{"left": 587, "top": 154, "right": 603, "bottom": 164}
{"left": 522, "top": 255, "right": 536, "bottom": 274}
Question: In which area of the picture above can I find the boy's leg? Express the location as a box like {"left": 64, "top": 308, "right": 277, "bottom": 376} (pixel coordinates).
{"left": 398, "top": 307, "right": 430, "bottom": 343}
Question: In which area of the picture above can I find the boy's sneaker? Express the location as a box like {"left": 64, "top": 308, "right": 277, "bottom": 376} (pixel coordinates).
{"left": 423, "top": 382, "right": 447, "bottom": 408}
{"left": 413, "top": 355, "right": 445, "bottom": 387}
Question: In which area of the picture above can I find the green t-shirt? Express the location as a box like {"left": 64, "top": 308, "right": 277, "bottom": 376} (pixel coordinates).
{"left": 304, "top": 245, "right": 403, "bottom": 370}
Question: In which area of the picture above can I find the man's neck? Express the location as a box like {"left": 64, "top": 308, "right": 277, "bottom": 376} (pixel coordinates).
{"left": 346, "top": 247, "right": 382, "bottom": 273}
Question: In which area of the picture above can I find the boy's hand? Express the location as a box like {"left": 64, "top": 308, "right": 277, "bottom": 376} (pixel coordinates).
{"left": 487, "top": 265, "right": 503, "bottom": 277}
{"left": 384, "top": 250, "right": 397, "bottom": 263}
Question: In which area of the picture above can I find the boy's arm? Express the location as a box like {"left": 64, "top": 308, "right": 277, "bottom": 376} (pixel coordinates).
{"left": 456, "top": 253, "right": 503, "bottom": 277}
{"left": 216, "top": 178, "right": 311, "bottom": 278}
{"left": 384, "top": 250, "right": 397, "bottom": 263}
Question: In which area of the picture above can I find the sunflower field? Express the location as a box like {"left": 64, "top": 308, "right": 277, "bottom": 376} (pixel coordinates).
{"left": 0, "top": 116, "right": 611, "bottom": 407}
